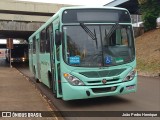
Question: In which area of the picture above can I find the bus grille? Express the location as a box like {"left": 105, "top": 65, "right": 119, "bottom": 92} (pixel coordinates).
{"left": 92, "top": 87, "right": 117, "bottom": 93}
{"left": 79, "top": 68, "right": 126, "bottom": 78}
{"left": 86, "top": 78, "right": 120, "bottom": 86}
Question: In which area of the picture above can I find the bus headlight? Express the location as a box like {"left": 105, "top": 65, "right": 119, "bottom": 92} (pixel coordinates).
{"left": 123, "top": 70, "right": 136, "bottom": 82}
{"left": 63, "top": 73, "right": 85, "bottom": 86}
{"left": 22, "top": 57, "right": 25, "bottom": 61}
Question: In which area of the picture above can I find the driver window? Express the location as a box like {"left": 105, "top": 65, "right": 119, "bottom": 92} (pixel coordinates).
{"left": 121, "top": 28, "right": 129, "bottom": 46}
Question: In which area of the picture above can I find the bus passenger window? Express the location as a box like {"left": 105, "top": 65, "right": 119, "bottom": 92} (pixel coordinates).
{"left": 46, "top": 24, "right": 53, "bottom": 53}
{"left": 40, "top": 29, "right": 46, "bottom": 53}
{"left": 33, "top": 37, "right": 36, "bottom": 54}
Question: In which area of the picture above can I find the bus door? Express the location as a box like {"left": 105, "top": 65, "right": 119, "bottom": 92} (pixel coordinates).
{"left": 53, "top": 19, "right": 62, "bottom": 98}
{"left": 36, "top": 35, "right": 41, "bottom": 80}
{"left": 49, "top": 31, "right": 56, "bottom": 92}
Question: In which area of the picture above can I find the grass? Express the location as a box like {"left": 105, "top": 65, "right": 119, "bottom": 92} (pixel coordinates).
{"left": 135, "top": 28, "right": 160, "bottom": 76}
{"left": 137, "top": 59, "right": 160, "bottom": 73}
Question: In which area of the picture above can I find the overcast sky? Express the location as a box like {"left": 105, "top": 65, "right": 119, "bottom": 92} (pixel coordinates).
{"left": 17, "top": 0, "right": 113, "bottom": 6}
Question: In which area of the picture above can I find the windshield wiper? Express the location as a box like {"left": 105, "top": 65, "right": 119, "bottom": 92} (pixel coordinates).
{"left": 104, "top": 23, "right": 119, "bottom": 46}
{"left": 80, "top": 23, "right": 98, "bottom": 48}
{"left": 107, "top": 22, "right": 119, "bottom": 38}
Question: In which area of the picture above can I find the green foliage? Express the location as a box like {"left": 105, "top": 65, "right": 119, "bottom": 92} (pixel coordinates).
{"left": 139, "top": 0, "right": 160, "bottom": 31}
{"left": 138, "top": 0, "right": 147, "bottom": 4}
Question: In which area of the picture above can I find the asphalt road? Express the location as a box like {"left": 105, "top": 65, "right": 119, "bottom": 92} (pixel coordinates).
{"left": 2, "top": 61, "right": 160, "bottom": 120}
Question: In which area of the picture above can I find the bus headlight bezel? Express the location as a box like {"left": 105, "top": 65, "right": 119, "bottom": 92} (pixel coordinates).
{"left": 63, "top": 73, "right": 85, "bottom": 86}
{"left": 123, "top": 70, "right": 136, "bottom": 82}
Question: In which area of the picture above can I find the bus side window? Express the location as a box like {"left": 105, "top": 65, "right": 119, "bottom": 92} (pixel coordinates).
{"left": 46, "top": 24, "right": 53, "bottom": 53}
{"left": 29, "top": 42, "right": 31, "bottom": 53}
{"left": 29, "top": 42, "right": 31, "bottom": 50}
{"left": 33, "top": 37, "right": 36, "bottom": 54}
{"left": 120, "top": 27, "right": 129, "bottom": 46}
{"left": 40, "top": 29, "right": 46, "bottom": 53}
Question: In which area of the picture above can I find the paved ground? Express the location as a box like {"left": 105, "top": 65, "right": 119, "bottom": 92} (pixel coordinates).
{"left": 1, "top": 59, "right": 159, "bottom": 120}
{"left": 14, "top": 61, "right": 160, "bottom": 120}
{"left": 0, "top": 59, "right": 59, "bottom": 120}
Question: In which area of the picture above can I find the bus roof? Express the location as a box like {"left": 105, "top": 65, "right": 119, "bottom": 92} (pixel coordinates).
{"left": 29, "top": 6, "right": 129, "bottom": 40}
{"left": 59, "top": 6, "right": 128, "bottom": 11}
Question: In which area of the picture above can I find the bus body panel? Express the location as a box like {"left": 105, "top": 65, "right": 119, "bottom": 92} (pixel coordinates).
{"left": 39, "top": 53, "right": 51, "bottom": 87}
{"left": 60, "top": 59, "right": 137, "bottom": 100}
{"left": 62, "top": 76, "right": 137, "bottom": 100}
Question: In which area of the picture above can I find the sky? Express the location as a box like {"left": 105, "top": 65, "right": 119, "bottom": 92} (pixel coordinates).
{"left": 17, "top": 0, "right": 113, "bottom": 6}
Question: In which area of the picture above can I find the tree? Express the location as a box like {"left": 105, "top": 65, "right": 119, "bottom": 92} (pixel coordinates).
{"left": 138, "top": 0, "right": 160, "bottom": 31}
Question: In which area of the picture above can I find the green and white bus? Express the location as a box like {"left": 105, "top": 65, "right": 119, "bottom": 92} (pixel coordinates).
{"left": 29, "top": 6, "right": 137, "bottom": 100}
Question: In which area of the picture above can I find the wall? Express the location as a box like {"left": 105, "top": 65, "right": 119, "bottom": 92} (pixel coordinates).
{"left": 133, "top": 27, "right": 144, "bottom": 38}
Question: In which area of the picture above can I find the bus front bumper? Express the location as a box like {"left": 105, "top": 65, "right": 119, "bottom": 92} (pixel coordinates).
{"left": 62, "top": 76, "right": 137, "bottom": 100}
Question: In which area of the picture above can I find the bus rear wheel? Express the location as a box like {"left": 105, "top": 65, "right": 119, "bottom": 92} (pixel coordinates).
{"left": 48, "top": 71, "right": 53, "bottom": 89}
{"left": 34, "top": 66, "right": 40, "bottom": 83}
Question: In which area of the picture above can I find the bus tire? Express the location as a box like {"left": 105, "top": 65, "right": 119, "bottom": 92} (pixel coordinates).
{"left": 48, "top": 71, "right": 53, "bottom": 89}
{"left": 36, "top": 79, "right": 40, "bottom": 83}
{"left": 34, "top": 66, "right": 40, "bottom": 83}
{"left": 54, "top": 93, "right": 58, "bottom": 99}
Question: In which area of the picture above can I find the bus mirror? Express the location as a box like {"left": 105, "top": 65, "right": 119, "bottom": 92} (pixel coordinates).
{"left": 55, "top": 30, "right": 61, "bottom": 46}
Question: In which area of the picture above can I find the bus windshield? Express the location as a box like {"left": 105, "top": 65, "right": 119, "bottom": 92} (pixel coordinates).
{"left": 63, "top": 24, "right": 135, "bottom": 67}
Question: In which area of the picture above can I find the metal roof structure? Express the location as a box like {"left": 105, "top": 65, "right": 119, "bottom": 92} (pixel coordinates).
{"left": 105, "top": 0, "right": 140, "bottom": 14}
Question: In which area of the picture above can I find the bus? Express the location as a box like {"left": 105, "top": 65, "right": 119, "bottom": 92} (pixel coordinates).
{"left": 6, "top": 44, "right": 28, "bottom": 63}
{"left": 28, "top": 6, "right": 137, "bottom": 100}
{"left": 0, "top": 49, "right": 6, "bottom": 59}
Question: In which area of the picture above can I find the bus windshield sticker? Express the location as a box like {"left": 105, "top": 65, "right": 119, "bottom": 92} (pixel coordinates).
{"left": 69, "top": 56, "right": 80, "bottom": 64}
{"left": 105, "top": 56, "right": 112, "bottom": 64}
{"left": 115, "top": 58, "right": 124, "bottom": 63}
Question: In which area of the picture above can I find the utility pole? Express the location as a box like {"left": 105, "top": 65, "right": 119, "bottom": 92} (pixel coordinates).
{"left": 7, "top": 38, "right": 13, "bottom": 68}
